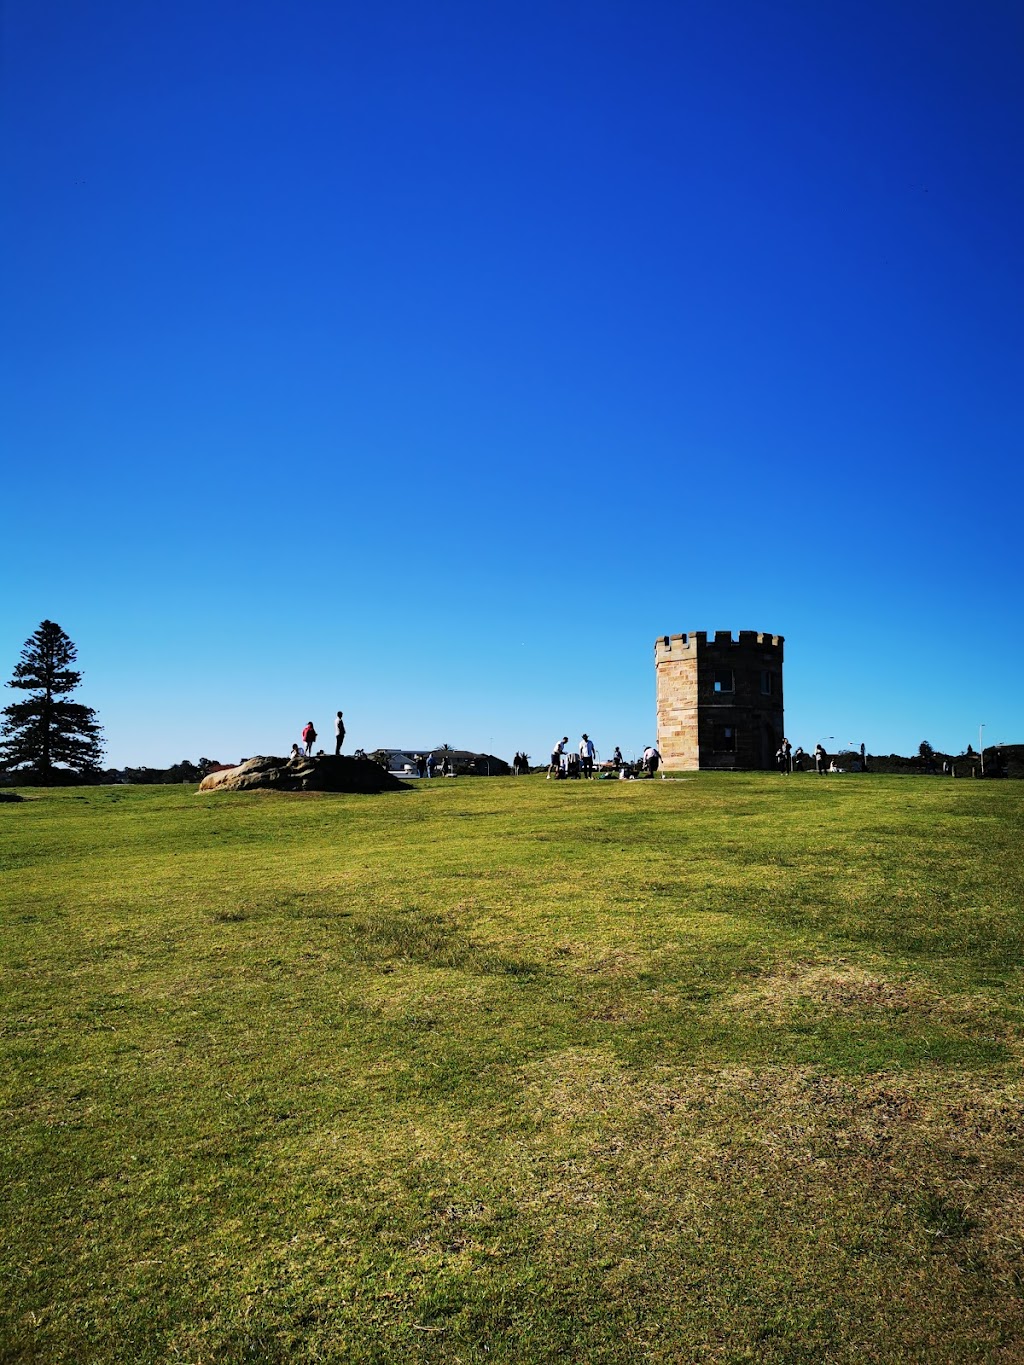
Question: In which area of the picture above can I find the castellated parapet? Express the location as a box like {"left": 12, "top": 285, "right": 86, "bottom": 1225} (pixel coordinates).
{"left": 655, "top": 631, "right": 784, "bottom": 771}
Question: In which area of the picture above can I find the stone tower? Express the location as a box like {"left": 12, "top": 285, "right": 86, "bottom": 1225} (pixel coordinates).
{"left": 655, "top": 630, "right": 784, "bottom": 771}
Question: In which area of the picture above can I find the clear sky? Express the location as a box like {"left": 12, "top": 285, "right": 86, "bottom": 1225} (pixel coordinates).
{"left": 3, "top": 1, "right": 1022, "bottom": 769}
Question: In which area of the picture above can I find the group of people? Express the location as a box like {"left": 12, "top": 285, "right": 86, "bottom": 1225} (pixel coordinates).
{"left": 279, "top": 719, "right": 876, "bottom": 781}
{"left": 284, "top": 716, "right": 670, "bottom": 780}
{"left": 775, "top": 740, "right": 840, "bottom": 774}
{"left": 289, "top": 712, "right": 346, "bottom": 761}
{"left": 282, "top": 723, "right": 850, "bottom": 778}
{"left": 547, "top": 736, "right": 664, "bottom": 780}
{"left": 410, "top": 753, "right": 450, "bottom": 778}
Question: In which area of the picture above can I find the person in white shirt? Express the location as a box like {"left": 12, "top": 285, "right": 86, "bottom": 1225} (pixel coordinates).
{"left": 642, "top": 745, "right": 663, "bottom": 778}
{"left": 580, "top": 734, "right": 596, "bottom": 779}
{"left": 548, "top": 737, "right": 568, "bottom": 779}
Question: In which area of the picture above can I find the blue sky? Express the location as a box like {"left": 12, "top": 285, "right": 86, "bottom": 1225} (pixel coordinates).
{"left": 3, "top": 1, "right": 1022, "bottom": 768}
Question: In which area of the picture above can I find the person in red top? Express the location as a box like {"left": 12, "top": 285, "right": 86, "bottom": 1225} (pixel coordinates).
{"left": 301, "top": 721, "right": 317, "bottom": 756}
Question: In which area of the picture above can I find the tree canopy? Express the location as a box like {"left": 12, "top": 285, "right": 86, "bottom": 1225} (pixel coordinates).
{"left": 1, "top": 621, "right": 104, "bottom": 778}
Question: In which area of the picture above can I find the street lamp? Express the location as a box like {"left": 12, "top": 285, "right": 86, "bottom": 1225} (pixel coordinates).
{"left": 979, "top": 724, "right": 985, "bottom": 777}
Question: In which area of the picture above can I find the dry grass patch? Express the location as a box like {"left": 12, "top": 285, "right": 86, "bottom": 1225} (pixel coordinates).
{"left": 513, "top": 1050, "right": 1024, "bottom": 1357}
{"left": 732, "top": 960, "right": 924, "bottom": 1013}
{"left": 550, "top": 942, "right": 645, "bottom": 976}
{"left": 727, "top": 959, "right": 1010, "bottom": 1033}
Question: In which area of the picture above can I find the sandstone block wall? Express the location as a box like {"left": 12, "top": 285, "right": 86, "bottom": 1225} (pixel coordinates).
{"left": 655, "top": 634, "right": 700, "bottom": 771}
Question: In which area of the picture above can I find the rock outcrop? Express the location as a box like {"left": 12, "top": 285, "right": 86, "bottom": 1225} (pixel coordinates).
{"left": 197, "top": 755, "right": 408, "bottom": 794}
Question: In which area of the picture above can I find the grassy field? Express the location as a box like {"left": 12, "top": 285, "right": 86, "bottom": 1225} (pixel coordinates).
{"left": 2, "top": 772, "right": 1023, "bottom": 1362}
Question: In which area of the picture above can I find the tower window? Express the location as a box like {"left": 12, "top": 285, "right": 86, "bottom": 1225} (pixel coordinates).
{"left": 713, "top": 669, "right": 734, "bottom": 693}
{"left": 761, "top": 670, "right": 774, "bottom": 695}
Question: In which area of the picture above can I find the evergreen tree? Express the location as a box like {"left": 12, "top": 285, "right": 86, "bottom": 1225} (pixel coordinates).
{"left": 1, "top": 621, "right": 104, "bottom": 777}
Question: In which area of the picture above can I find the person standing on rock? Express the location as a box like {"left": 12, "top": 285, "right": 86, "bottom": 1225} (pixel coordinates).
{"left": 334, "top": 711, "right": 346, "bottom": 756}
{"left": 302, "top": 720, "right": 317, "bottom": 757}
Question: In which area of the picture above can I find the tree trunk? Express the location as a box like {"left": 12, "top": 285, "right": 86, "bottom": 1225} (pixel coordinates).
{"left": 41, "top": 681, "right": 52, "bottom": 775}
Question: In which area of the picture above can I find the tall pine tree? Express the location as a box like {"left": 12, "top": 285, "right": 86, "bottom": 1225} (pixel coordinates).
{"left": 1, "top": 621, "right": 104, "bottom": 778}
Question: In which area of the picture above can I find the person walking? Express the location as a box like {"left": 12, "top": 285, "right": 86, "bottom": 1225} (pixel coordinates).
{"left": 548, "top": 737, "right": 568, "bottom": 779}
{"left": 334, "top": 711, "right": 346, "bottom": 756}
{"left": 814, "top": 743, "right": 827, "bottom": 774}
{"left": 612, "top": 745, "right": 623, "bottom": 770}
{"left": 426, "top": 752, "right": 436, "bottom": 778}
{"left": 580, "top": 734, "right": 596, "bottom": 779}
{"left": 302, "top": 720, "right": 317, "bottom": 757}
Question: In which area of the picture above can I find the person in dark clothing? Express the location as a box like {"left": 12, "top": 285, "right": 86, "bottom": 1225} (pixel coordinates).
{"left": 334, "top": 711, "right": 346, "bottom": 756}
{"left": 580, "top": 734, "right": 596, "bottom": 779}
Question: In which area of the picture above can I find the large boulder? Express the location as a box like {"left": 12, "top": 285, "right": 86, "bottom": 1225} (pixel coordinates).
{"left": 197, "top": 755, "right": 409, "bottom": 794}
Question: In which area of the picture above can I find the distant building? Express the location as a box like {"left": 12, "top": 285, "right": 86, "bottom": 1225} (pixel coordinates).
{"left": 655, "top": 630, "right": 784, "bottom": 771}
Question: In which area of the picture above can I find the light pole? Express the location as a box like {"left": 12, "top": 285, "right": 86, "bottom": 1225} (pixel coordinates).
{"left": 979, "top": 724, "right": 985, "bottom": 777}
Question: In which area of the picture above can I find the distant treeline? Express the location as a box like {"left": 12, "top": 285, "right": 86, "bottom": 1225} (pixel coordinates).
{"left": 858, "top": 744, "right": 1022, "bottom": 779}
{"left": 102, "top": 760, "right": 214, "bottom": 784}
{"left": 0, "top": 759, "right": 219, "bottom": 786}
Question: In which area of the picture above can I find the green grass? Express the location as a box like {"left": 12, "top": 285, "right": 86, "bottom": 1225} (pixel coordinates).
{"left": 2, "top": 773, "right": 1023, "bottom": 1362}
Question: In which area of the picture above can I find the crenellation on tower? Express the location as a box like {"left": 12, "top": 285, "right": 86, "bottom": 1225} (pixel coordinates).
{"left": 655, "top": 629, "right": 785, "bottom": 771}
